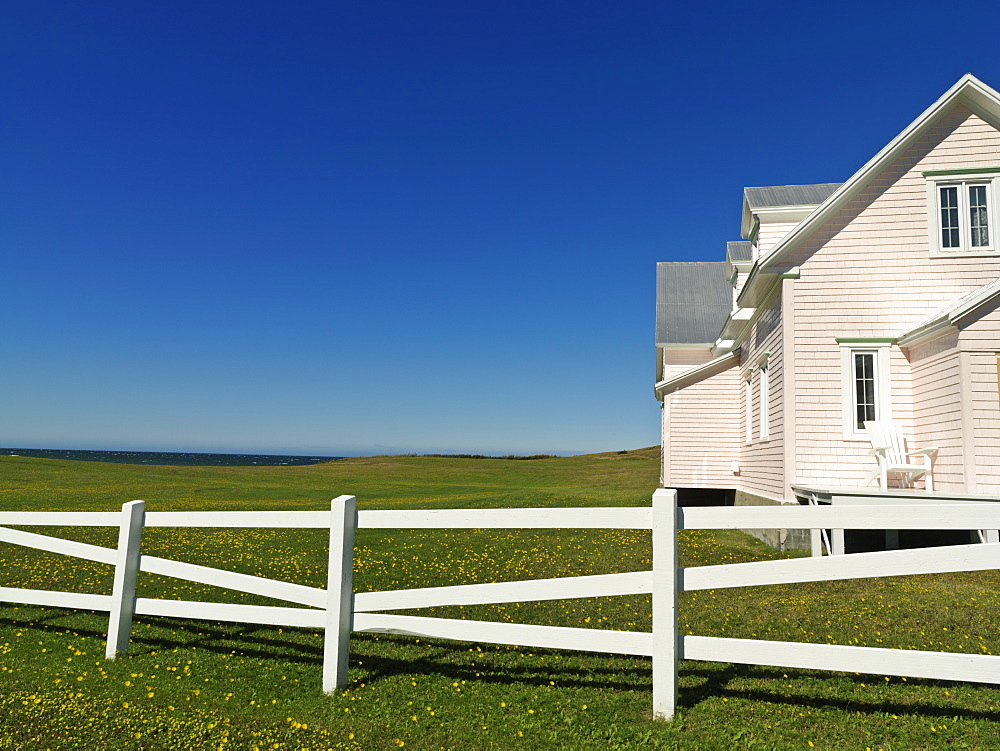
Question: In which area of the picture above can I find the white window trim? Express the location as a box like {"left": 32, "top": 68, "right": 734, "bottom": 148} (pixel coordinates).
{"left": 839, "top": 341, "right": 892, "bottom": 440}
{"left": 758, "top": 360, "right": 770, "bottom": 441}
{"left": 926, "top": 171, "right": 1000, "bottom": 256}
{"left": 745, "top": 377, "right": 753, "bottom": 444}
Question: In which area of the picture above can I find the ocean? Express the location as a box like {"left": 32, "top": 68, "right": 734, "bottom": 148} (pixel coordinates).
{"left": 0, "top": 448, "right": 340, "bottom": 467}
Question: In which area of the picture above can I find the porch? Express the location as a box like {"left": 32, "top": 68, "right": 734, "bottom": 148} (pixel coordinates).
{"left": 790, "top": 485, "right": 1000, "bottom": 556}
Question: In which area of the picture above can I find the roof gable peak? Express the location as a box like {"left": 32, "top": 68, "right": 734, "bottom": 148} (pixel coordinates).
{"left": 755, "top": 73, "right": 1000, "bottom": 274}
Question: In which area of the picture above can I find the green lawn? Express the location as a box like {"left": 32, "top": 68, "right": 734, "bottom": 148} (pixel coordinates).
{"left": 1, "top": 448, "right": 999, "bottom": 749}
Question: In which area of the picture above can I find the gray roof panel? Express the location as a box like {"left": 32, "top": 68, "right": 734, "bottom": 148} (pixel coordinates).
{"left": 726, "top": 240, "right": 752, "bottom": 263}
{"left": 744, "top": 183, "right": 842, "bottom": 209}
{"left": 656, "top": 262, "right": 731, "bottom": 344}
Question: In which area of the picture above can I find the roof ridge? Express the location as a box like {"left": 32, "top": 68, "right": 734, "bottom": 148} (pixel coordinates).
{"left": 756, "top": 74, "right": 1000, "bottom": 275}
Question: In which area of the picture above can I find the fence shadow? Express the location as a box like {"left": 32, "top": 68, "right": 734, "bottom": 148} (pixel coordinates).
{"left": 3, "top": 606, "right": 999, "bottom": 722}
{"left": 679, "top": 662, "right": 1000, "bottom": 722}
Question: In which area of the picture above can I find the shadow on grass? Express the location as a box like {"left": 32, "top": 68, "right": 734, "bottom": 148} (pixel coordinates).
{"left": 4, "top": 608, "right": 999, "bottom": 723}
{"left": 680, "top": 662, "right": 1000, "bottom": 721}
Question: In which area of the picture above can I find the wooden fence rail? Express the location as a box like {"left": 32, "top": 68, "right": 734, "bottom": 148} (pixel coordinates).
{"left": 1, "top": 490, "right": 999, "bottom": 719}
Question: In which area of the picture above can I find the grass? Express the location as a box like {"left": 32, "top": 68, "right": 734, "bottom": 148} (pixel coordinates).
{"left": 0, "top": 447, "right": 999, "bottom": 749}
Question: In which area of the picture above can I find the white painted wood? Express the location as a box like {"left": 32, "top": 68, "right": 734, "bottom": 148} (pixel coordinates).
{"left": 864, "top": 421, "right": 937, "bottom": 490}
{"left": 135, "top": 598, "right": 325, "bottom": 628}
{"left": 802, "top": 493, "right": 826, "bottom": 557}
{"left": 832, "top": 528, "right": 845, "bottom": 556}
{"left": 323, "top": 496, "right": 356, "bottom": 693}
{"left": 682, "top": 635, "right": 1000, "bottom": 684}
{"left": 678, "top": 503, "right": 1000, "bottom": 530}
{"left": 0, "top": 512, "right": 121, "bottom": 526}
{"left": 357, "top": 507, "right": 653, "bottom": 529}
{"left": 354, "top": 571, "right": 651, "bottom": 612}
{"left": 986, "top": 529, "right": 1000, "bottom": 543}
{"left": 0, "top": 506, "right": 654, "bottom": 531}
{"left": 144, "top": 511, "right": 329, "bottom": 528}
{"left": 826, "top": 492, "right": 998, "bottom": 506}
{"left": 138, "top": 554, "right": 325, "bottom": 607}
{"left": 353, "top": 613, "right": 653, "bottom": 656}
{"left": 681, "top": 542, "right": 1000, "bottom": 591}
{"left": 651, "top": 488, "right": 678, "bottom": 721}
{"left": 106, "top": 501, "right": 145, "bottom": 659}
{"left": 781, "top": 276, "right": 797, "bottom": 498}
{"left": 0, "top": 587, "right": 111, "bottom": 611}
{"left": 0, "top": 526, "right": 116, "bottom": 565}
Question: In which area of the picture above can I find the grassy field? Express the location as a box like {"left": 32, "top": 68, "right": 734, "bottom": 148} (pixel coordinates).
{"left": 1, "top": 447, "right": 999, "bottom": 749}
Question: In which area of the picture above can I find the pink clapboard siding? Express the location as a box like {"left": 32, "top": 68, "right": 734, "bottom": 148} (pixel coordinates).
{"left": 665, "top": 361, "right": 741, "bottom": 489}
{"left": 907, "top": 332, "right": 965, "bottom": 491}
{"left": 662, "top": 348, "right": 714, "bottom": 379}
{"left": 734, "top": 271, "right": 748, "bottom": 299}
{"left": 738, "top": 291, "right": 785, "bottom": 501}
{"left": 758, "top": 221, "right": 800, "bottom": 254}
{"left": 782, "top": 104, "right": 1000, "bottom": 491}
{"left": 960, "top": 306, "right": 1000, "bottom": 493}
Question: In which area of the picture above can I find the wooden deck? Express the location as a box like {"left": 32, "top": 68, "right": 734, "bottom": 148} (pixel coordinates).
{"left": 790, "top": 484, "right": 1000, "bottom": 556}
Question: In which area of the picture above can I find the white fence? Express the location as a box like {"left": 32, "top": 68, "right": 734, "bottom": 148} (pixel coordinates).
{"left": 2, "top": 490, "right": 1000, "bottom": 720}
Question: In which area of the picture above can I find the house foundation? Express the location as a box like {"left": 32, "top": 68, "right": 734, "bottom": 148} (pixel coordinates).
{"left": 733, "top": 490, "right": 811, "bottom": 552}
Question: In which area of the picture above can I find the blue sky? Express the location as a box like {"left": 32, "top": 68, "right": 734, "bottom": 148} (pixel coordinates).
{"left": 4, "top": 1, "right": 1000, "bottom": 456}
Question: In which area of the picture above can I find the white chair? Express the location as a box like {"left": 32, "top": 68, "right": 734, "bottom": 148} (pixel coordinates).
{"left": 863, "top": 421, "right": 938, "bottom": 491}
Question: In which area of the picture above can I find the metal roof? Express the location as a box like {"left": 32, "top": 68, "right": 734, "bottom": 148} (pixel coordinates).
{"left": 656, "top": 262, "right": 731, "bottom": 344}
{"left": 744, "top": 183, "right": 842, "bottom": 209}
{"left": 726, "top": 240, "right": 752, "bottom": 263}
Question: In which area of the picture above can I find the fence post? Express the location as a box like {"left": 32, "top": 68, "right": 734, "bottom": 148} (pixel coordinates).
{"left": 652, "top": 488, "right": 678, "bottom": 720}
{"left": 323, "top": 495, "right": 357, "bottom": 693}
{"left": 106, "top": 500, "right": 145, "bottom": 659}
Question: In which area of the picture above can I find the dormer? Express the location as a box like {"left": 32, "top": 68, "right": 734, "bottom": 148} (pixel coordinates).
{"left": 740, "top": 183, "right": 842, "bottom": 256}
{"left": 724, "top": 240, "right": 753, "bottom": 306}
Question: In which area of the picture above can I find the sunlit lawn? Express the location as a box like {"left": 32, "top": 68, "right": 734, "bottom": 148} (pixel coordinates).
{"left": 1, "top": 449, "right": 999, "bottom": 749}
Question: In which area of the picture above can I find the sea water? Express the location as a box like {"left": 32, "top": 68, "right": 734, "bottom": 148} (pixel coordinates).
{"left": 0, "top": 448, "right": 339, "bottom": 467}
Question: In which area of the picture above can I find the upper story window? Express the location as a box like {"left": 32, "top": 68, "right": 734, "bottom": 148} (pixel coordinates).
{"left": 925, "top": 169, "right": 1000, "bottom": 255}
{"left": 938, "top": 183, "right": 992, "bottom": 250}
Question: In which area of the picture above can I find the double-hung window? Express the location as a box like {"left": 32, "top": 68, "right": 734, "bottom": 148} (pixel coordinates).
{"left": 851, "top": 351, "right": 877, "bottom": 429}
{"left": 925, "top": 170, "right": 999, "bottom": 254}
{"left": 839, "top": 339, "right": 892, "bottom": 439}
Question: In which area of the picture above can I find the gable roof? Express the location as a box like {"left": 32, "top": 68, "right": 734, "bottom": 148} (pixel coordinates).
{"left": 744, "top": 183, "right": 842, "bottom": 209}
{"left": 755, "top": 74, "right": 1000, "bottom": 278}
{"left": 740, "top": 183, "right": 843, "bottom": 238}
{"left": 655, "top": 262, "right": 731, "bottom": 344}
{"left": 898, "top": 277, "right": 1000, "bottom": 345}
{"left": 726, "top": 240, "right": 752, "bottom": 263}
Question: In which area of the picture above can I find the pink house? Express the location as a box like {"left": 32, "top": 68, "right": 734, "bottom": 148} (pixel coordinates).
{"left": 655, "top": 74, "right": 1000, "bottom": 550}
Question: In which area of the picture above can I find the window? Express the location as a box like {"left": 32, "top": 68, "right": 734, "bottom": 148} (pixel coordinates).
{"left": 925, "top": 170, "right": 1000, "bottom": 254}
{"left": 839, "top": 340, "right": 892, "bottom": 438}
{"left": 851, "top": 351, "right": 877, "bottom": 430}
{"left": 759, "top": 363, "right": 770, "bottom": 440}
{"left": 938, "top": 183, "right": 992, "bottom": 250}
